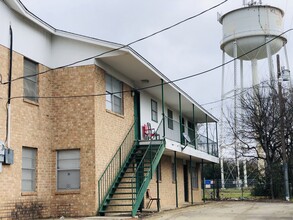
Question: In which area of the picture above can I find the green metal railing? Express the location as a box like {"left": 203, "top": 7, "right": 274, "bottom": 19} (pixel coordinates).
{"left": 98, "top": 121, "right": 136, "bottom": 212}
{"left": 159, "top": 117, "right": 218, "bottom": 157}
{"left": 131, "top": 120, "right": 165, "bottom": 217}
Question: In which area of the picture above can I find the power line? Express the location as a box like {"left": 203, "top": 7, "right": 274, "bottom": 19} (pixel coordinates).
{"left": 8, "top": 28, "right": 293, "bottom": 101}
{"left": 3, "top": 0, "right": 228, "bottom": 85}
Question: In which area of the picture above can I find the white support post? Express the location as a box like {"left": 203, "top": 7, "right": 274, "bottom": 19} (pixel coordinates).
{"left": 251, "top": 59, "right": 259, "bottom": 86}
{"left": 233, "top": 41, "right": 240, "bottom": 189}
{"left": 243, "top": 159, "right": 248, "bottom": 188}
{"left": 266, "top": 37, "right": 275, "bottom": 83}
{"left": 283, "top": 44, "right": 292, "bottom": 88}
{"left": 220, "top": 51, "right": 226, "bottom": 189}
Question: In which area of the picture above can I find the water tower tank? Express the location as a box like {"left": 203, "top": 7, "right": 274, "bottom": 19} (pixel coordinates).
{"left": 219, "top": 5, "right": 287, "bottom": 60}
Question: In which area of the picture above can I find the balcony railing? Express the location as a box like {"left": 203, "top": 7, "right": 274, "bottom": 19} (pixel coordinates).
{"left": 156, "top": 117, "right": 218, "bottom": 157}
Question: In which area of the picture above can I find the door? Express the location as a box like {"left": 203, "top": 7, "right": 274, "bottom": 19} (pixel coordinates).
{"left": 183, "top": 164, "right": 189, "bottom": 202}
{"left": 134, "top": 91, "right": 141, "bottom": 140}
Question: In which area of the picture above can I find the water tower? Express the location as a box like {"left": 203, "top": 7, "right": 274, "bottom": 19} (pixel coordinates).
{"left": 218, "top": 0, "right": 290, "bottom": 188}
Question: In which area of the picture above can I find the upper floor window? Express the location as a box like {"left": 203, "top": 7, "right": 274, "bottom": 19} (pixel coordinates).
{"left": 106, "top": 74, "right": 123, "bottom": 115}
{"left": 167, "top": 109, "right": 173, "bottom": 130}
{"left": 24, "top": 58, "right": 38, "bottom": 102}
{"left": 22, "top": 147, "right": 37, "bottom": 192}
{"left": 57, "top": 149, "right": 80, "bottom": 190}
{"left": 151, "top": 99, "right": 158, "bottom": 122}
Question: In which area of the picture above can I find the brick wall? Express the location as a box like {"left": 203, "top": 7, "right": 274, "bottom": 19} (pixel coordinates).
{"left": 146, "top": 155, "right": 203, "bottom": 210}
{"left": 0, "top": 44, "right": 135, "bottom": 219}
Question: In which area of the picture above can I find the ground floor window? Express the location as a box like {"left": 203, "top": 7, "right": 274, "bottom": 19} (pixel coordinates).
{"left": 22, "top": 147, "right": 37, "bottom": 192}
{"left": 57, "top": 149, "right": 80, "bottom": 190}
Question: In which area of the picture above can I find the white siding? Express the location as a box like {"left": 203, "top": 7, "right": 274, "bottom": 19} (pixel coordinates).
{"left": 0, "top": 1, "right": 52, "bottom": 65}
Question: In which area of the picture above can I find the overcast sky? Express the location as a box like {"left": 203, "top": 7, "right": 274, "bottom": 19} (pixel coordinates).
{"left": 20, "top": 0, "right": 293, "bottom": 119}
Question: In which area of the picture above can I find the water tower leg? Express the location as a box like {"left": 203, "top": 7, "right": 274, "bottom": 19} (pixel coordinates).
{"left": 283, "top": 44, "right": 292, "bottom": 88}
{"left": 266, "top": 37, "right": 275, "bottom": 83}
{"left": 220, "top": 51, "right": 226, "bottom": 189}
{"left": 233, "top": 41, "right": 240, "bottom": 189}
{"left": 251, "top": 59, "right": 259, "bottom": 86}
{"left": 243, "top": 159, "right": 248, "bottom": 188}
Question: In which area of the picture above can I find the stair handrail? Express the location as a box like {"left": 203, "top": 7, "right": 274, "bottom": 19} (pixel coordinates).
{"left": 131, "top": 119, "right": 165, "bottom": 216}
{"left": 98, "top": 120, "right": 136, "bottom": 212}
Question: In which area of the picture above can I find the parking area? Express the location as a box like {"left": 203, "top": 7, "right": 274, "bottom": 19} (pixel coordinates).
{"left": 143, "top": 201, "right": 293, "bottom": 220}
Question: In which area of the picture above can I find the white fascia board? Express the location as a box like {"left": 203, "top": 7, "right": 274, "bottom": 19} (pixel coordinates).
{"left": 165, "top": 139, "right": 219, "bottom": 163}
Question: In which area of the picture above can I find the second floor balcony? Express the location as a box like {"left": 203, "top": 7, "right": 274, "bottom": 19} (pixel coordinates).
{"left": 143, "top": 117, "right": 218, "bottom": 158}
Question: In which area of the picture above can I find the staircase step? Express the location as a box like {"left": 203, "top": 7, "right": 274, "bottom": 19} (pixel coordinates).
{"left": 100, "top": 210, "right": 132, "bottom": 214}
{"left": 112, "top": 192, "right": 136, "bottom": 195}
{"left": 119, "top": 181, "right": 136, "bottom": 184}
{"left": 117, "top": 186, "right": 136, "bottom": 189}
{"left": 108, "top": 197, "right": 134, "bottom": 201}
{"left": 107, "top": 204, "right": 133, "bottom": 207}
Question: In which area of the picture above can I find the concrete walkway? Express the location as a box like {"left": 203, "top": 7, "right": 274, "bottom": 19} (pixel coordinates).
{"left": 43, "top": 201, "right": 293, "bottom": 220}
{"left": 143, "top": 201, "right": 293, "bottom": 220}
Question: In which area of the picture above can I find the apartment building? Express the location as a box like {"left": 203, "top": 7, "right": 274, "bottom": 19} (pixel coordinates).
{"left": 0, "top": 1, "right": 218, "bottom": 218}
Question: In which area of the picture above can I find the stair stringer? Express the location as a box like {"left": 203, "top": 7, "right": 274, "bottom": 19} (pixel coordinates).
{"left": 131, "top": 140, "right": 165, "bottom": 217}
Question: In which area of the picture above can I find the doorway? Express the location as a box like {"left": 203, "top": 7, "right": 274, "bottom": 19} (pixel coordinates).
{"left": 183, "top": 164, "right": 189, "bottom": 202}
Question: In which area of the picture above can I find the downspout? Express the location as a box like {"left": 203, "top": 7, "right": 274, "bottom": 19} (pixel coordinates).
{"left": 202, "top": 159, "right": 205, "bottom": 202}
{"left": 205, "top": 114, "right": 209, "bottom": 154}
{"left": 192, "top": 104, "right": 195, "bottom": 148}
{"left": 156, "top": 165, "right": 160, "bottom": 212}
{"left": 174, "top": 151, "right": 178, "bottom": 208}
{"left": 161, "top": 79, "right": 165, "bottom": 138}
{"left": 190, "top": 155, "right": 194, "bottom": 204}
{"left": 216, "top": 122, "right": 219, "bottom": 157}
{"left": 6, "top": 25, "right": 13, "bottom": 149}
{"left": 179, "top": 93, "right": 182, "bottom": 144}
{"left": 156, "top": 79, "right": 165, "bottom": 211}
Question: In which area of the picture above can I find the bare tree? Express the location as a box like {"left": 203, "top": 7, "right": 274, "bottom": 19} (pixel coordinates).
{"left": 226, "top": 82, "right": 293, "bottom": 198}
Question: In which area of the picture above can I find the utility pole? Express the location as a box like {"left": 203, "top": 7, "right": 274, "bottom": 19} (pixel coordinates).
{"left": 277, "top": 54, "right": 290, "bottom": 201}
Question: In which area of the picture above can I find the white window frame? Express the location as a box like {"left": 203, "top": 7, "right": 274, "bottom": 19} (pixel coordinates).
{"left": 151, "top": 99, "right": 158, "bottom": 122}
{"left": 22, "top": 147, "right": 37, "bottom": 192}
{"left": 56, "top": 149, "right": 80, "bottom": 191}
{"left": 24, "top": 58, "right": 38, "bottom": 102}
{"left": 106, "top": 74, "right": 123, "bottom": 115}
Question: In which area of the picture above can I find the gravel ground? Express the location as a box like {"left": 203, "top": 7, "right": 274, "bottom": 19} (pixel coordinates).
{"left": 142, "top": 201, "right": 293, "bottom": 220}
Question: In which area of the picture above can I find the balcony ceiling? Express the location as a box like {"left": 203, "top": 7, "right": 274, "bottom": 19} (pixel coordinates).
{"left": 99, "top": 51, "right": 217, "bottom": 123}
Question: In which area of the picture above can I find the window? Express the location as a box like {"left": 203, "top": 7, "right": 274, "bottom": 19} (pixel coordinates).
{"left": 191, "top": 161, "right": 198, "bottom": 188}
{"left": 22, "top": 147, "right": 37, "bottom": 192}
{"left": 106, "top": 74, "right": 123, "bottom": 114}
{"left": 57, "top": 149, "right": 80, "bottom": 190}
{"left": 172, "top": 162, "right": 176, "bottom": 183}
{"left": 151, "top": 100, "right": 158, "bottom": 122}
{"left": 24, "top": 58, "right": 38, "bottom": 102}
{"left": 167, "top": 109, "right": 173, "bottom": 130}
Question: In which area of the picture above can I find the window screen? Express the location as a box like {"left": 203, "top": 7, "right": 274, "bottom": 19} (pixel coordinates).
{"left": 57, "top": 149, "right": 80, "bottom": 190}
{"left": 24, "top": 58, "right": 38, "bottom": 102}
{"left": 106, "top": 74, "right": 123, "bottom": 114}
{"left": 22, "top": 147, "right": 37, "bottom": 192}
{"left": 151, "top": 100, "right": 158, "bottom": 122}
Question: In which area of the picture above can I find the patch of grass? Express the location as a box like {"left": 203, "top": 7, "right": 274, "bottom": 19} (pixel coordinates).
{"left": 204, "top": 188, "right": 254, "bottom": 200}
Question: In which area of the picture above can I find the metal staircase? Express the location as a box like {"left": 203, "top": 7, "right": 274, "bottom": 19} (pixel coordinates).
{"left": 98, "top": 120, "right": 165, "bottom": 217}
